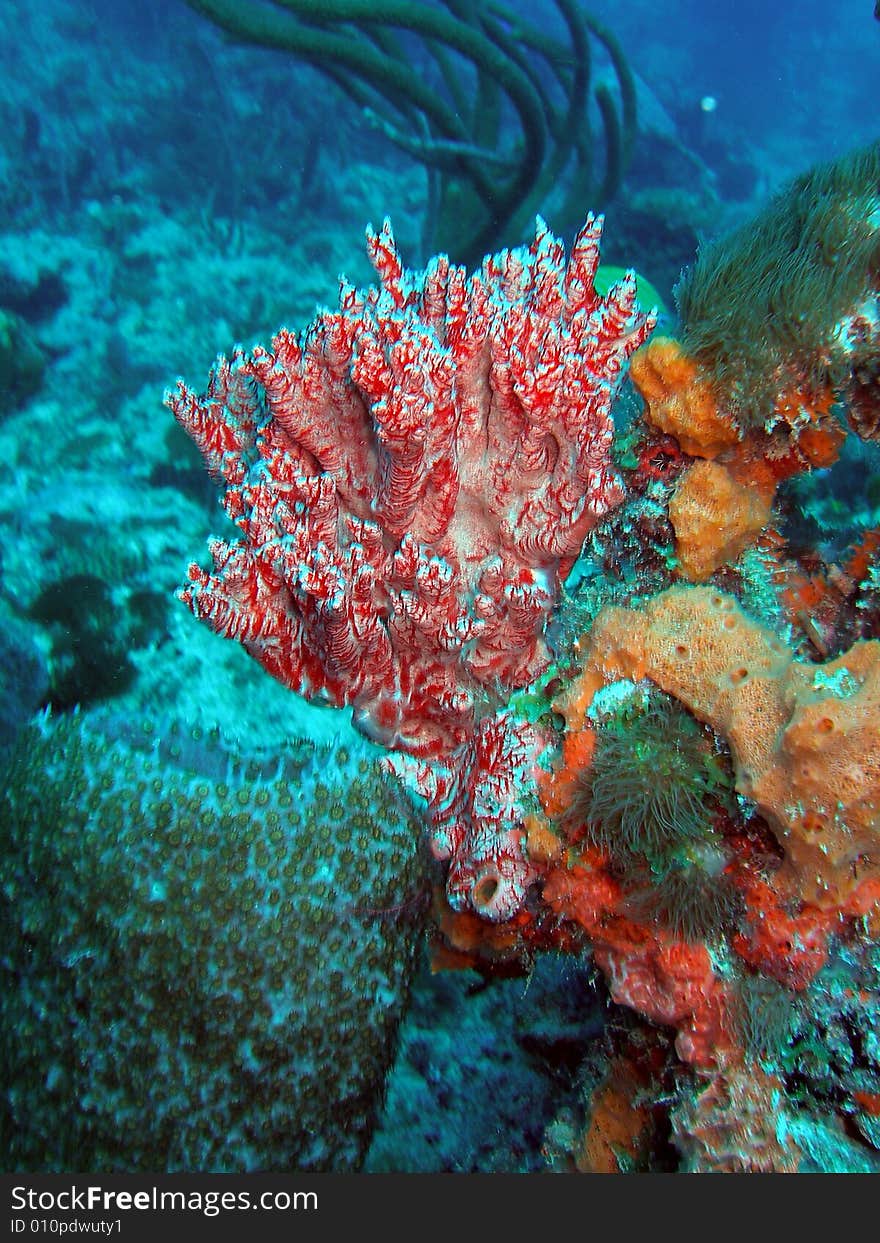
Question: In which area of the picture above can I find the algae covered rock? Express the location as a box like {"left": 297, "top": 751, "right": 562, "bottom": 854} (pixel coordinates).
{"left": 0, "top": 712, "right": 428, "bottom": 1171}
{"left": 0, "top": 307, "right": 46, "bottom": 414}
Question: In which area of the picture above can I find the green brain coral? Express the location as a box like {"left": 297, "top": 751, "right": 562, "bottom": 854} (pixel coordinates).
{"left": 0, "top": 712, "right": 428, "bottom": 1172}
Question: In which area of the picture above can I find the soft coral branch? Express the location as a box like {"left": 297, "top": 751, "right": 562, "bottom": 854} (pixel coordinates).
{"left": 170, "top": 214, "right": 653, "bottom": 764}
{"left": 171, "top": 214, "right": 654, "bottom": 917}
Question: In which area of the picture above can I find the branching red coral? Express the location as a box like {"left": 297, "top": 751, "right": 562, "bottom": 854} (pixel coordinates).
{"left": 171, "top": 214, "right": 654, "bottom": 917}
{"left": 386, "top": 711, "right": 545, "bottom": 921}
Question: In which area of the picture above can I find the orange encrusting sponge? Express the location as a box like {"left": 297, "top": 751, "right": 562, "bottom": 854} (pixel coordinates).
{"left": 629, "top": 337, "right": 845, "bottom": 581}
{"left": 629, "top": 337, "right": 741, "bottom": 458}
{"left": 668, "top": 459, "right": 774, "bottom": 582}
{"left": 578, "top": 585, "right": 880, "bottom": 907}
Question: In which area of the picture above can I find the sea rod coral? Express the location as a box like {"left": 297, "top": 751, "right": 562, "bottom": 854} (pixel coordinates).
{"left": 169, "top": 213, "right": 654, "bottom": 919}
{"left": 182, "top": 0, "right": 638, "bottom": 267}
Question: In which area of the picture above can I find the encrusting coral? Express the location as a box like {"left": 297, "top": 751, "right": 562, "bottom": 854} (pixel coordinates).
{"left": 671, "top": 1064, "right": 803, "bottom": 1174}
{"left": 0, "top": 713, "right": 427, "bottom": 1172}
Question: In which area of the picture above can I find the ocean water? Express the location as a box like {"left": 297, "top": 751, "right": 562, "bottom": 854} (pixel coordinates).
{"left": 0, "top": 0, "right": 879, "bottom": 1176}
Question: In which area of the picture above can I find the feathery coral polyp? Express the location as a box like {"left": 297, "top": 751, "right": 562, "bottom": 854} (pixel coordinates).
{"left": 170, "top": 215, "right": 654, "bottom": 760}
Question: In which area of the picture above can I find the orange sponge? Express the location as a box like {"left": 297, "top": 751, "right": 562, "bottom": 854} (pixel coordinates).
{"left": 584, "top": 587, "right": 790, "bottom": 781}
{"left": 629, "top": 337, "right": 740, "bottom": 459}
{"left": 582, "top": 586, "right": 880, "bottom": 906}
{"left": 630, "top": 340, "right": 846, "bottom": 581}
{"left": 669, "top": 459, "right": 774, "bottom": 581}
{"left": 753, "top": 641, "right": 880, "bottom": 904}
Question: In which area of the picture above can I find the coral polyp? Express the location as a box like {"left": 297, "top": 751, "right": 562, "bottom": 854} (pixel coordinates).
{"left": 573, "top": 693, "right": 732, "bottom": 867}
{"left": 624, "top": 848, "right": 744, "bottom": 943}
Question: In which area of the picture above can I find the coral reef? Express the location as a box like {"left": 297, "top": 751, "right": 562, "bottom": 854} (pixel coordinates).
{"left": 3, "top": 0, "right": 880, "bottom": 1180}
{"left": 362, "top": 148, "right": 878, "bottom": 1171}
{"left": 9, "top": 142, "right": 877, "bottom": 1173}
{"left": 0, "top": 713, "right": 427, "bottom": 1172}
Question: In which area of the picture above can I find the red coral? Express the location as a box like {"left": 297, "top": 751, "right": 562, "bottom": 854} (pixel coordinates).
{"left": 595, "top": 937, "right": 736, "bottom": 1069}
{"left": 731, "top": 876, "right": 832, "bottom": 989}
{"left": 170, "top": 215, "right": 654, "bottom": 761}
{"left": 542, "top": 858, "right": 738, "bottom": 1068}
{"left": 387, "top": 711, "right": 545, "bottom": 921}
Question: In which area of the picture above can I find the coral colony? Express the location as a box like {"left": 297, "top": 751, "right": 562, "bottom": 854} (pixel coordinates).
{"left": 170, "top": 214, "right": 655, "bottom": 923}
{"left": 167, "top": 142, "right": 880, "bottom": 1170}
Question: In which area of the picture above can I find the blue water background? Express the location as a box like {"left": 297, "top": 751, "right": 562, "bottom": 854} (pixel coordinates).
{"left": 3, "top": 0, "right": 877, "bottom": 280}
